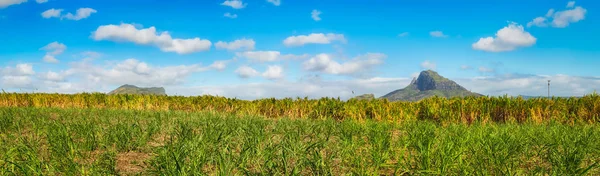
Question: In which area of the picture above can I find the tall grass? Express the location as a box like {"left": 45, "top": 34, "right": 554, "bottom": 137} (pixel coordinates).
{"left": 1, "top": 107, "right": 598, "bottom": 175}
{"left": 1, "top": 92, "right": 599, "bottom": 124}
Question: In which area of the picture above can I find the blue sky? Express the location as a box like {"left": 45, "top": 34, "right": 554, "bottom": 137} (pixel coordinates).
{"left": 0, "top": 0, "right": 598, "bottom": 99}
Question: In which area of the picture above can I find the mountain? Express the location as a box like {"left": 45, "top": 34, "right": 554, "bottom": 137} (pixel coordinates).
{"left": 381, "top": 70, "right": 482, "bottom": 101}
{"left": 350, "top": 94, "right": 375, "bottom": 100}
{"left": 108, "top": 84, "right": 166, "bottom": 95}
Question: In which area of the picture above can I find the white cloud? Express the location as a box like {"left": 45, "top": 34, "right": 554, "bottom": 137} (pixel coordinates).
{"left": 546, "top": 9, "right": 555, "bottom": 17}
{"left": 552, "top": 6, "right": 586, "bottom": 28}
{"left": 61, "top": 58, "right": 227, "bottom": 87}
{"left": 262, "top": 65, "right": 284, "bottom": 80}
{"left": 460, "top": 65, "right": 473, "bottom": 70}
{"left": 92, "top": 23, "right": 212, "bottom": 54}
{"left": 81, "top": 51, "right": 102, "bottom": 59}
{"left": 39, "top": 71, "right": 65, "bottom": 82}
{"left": 2, "top": 64, "right": 35, "bottom": 76}
{"left": 235, "top": 65, "right": 260, "bottom": 78}
{"left": 168, "top": 77, "right": 411, "bottom": 100}
{"left": 567, "top": 1, "right": 575, "bottom": 8}
{"left": 527, "top": 4, "right": 586, "bottom": 28}
{"left": 478, "top": 66, "right": 494, "bottom": 73}
{"left": 472, "top": 23, "right": 536, "bottom": 52}
{"left": 41, "top": 41, "right": 66, "bottom": 55}
{"left": 420, "top": 60, "right": 436, "bottom": 70}
{"left": 36, "top": 0, "right": 47, "bottom": 3}
{"left": 224, "top": 12, "right": 238, "bottom": 19}
{"left": 42, "top": 8, "right": 97, "bottom": 20}
{"left": 215, "top": 38, "right": 255, "bottom": 51}
{"left": 0, "top": 63, "right": 36, "bottom": 89}
{"left": 41, "top": 8, "right": 63, "bottom": 18}
{"left": 63, "top": 8, "right": 97, "bottom": 20}
{"left": 40, "top": 41, "right": 66, "bottom": 63}
{"left": 267, "top": 0, "right": 280, "bottom": 6}
{"left": 527, "top": 17, "right": 548, "bottom": 27}
{"left": 303, "top": 53, "right": 386, "bottom": 76}
{"left": 236, "top": 51, "right": 280, "bottom": 62}
{"left": 457, "top": 74, "right": 600, "bottom": 97}
{"left": 235, "top": 51, "right": 308, "bottom": 62}
{"left": 43, "top": 55, "right": 59, "bottom": 63}
{"left": 430, "top": 31, "right": 447, "bottom": 38}
{"left": 0, "top": 0, "right": 26, "bottom": 8}
{"left": 283, "top": 33, "right": 346, "bottom": 47}
{"left": 311, "top": 9, "right": 321, "bottom": 21}
{"left": 398, "top": 32, "right": 409, "bottom": 37}
{"left": 221, "top": 0, "right": 246, "bottom": 9}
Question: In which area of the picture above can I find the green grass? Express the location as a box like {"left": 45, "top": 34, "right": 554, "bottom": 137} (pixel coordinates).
{"left": 1, "top": 107, "right": 599, "bottom": 175}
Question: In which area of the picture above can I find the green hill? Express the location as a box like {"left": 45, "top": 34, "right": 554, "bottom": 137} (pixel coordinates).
{"left": 107, "top": 84, "right": 166, "bottom": 95}
{"left": 381, "top": 70, "right": 482, "bottom": 101}
{"left": 350, "top": 94, "right": 375, "bottom": 100}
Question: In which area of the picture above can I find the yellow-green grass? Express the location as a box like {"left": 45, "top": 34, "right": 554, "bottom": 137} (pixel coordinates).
{"left": 1, "top": 107, "right": 599, "bottom": 175}
{"left": 1, "top": 92, "right": 599, "bottom": 124}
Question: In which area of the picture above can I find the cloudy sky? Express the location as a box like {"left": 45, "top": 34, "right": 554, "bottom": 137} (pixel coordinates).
{"left": 1, "top": 0, "right": 598, "bottom": 100}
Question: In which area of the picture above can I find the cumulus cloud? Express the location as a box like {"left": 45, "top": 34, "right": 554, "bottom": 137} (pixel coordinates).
{"left": 235, "top": 65, "right": 260, "bottom": 78}
{"left": 0, "top": 0, "right": 26, "bottom": 8}
{"left": 92, "top": 23, "right": 212, "bottom": 54}
{"left": 311, "top": 9, "right": 321, "bottom": 21}
{"left": 63, "top": 58, "right": 228, "bottom": 88}
{"left": 398, "top": 32, "right": 409, "bottom": 37}
{"left": 41, "top": 41, "right": 66, "bottom": 55}
{"left": 215, "top": 38, "right": 255, "bottom": 51}
{"left": 567, "top": 1, "right": 575, "bottom": 8}
{"left": 35, "top": 0, "right": 47, "bottom": 3}
{"left": 552, "top": 6, "right": 586, "bottom": 28}
{"left": 63, "top": 8, "right": 97, "bottom": 20}
{"left": 236, "top": 51, "right": 309, "bottom": 62}
{"left": 527, "top": 3, "right": 586, "bottom": 28}
{"left": 267, "top": 0, "right": 280, "bottom": 6}
{"left": 472, "top": 23, "right": 536, "bottom": 52}
{"left": 460, "top": 65, "right": 473, "bottom": 70}
{"left": 41, "top": 8, "right": 97, "bottom": 20}
{"left": 420, "top": 60, "right": 436, "bottom": 70}
{"left": 303, "top": 53, "right": 386, "bottom": 76}
{"left": 40, "top": 41, "right": 67, "bottom": 63}
{"left": 41, "top": 8, "right": 63, "bottom": 18}
{"left": 43, "top": 55, "right": 59, "bottom": 63}
{"left": 546, "top": 9, "right": 555, "bottom": 17}
{"left": 0, "top": 64, "right": 35, "bottom": 89}
{"left": 221, "top": 0, "right": 246, "bottom": 9}
{"left": 262, "top": 65, "right": 284, "bottom": 80}
{"left": 283, "top": 33, "right": 346, "bottom": 47}
{"left": 430, "top": 31, "right": 447, "bottom": 38}
{"left": 527, "top": 17, "right": 548, "bottom": 27}
{"left": 224, "top": 12, "right": 238, "bottom": 19}
{"left": 39, "top": 71, "right": 65, "bottom": 82}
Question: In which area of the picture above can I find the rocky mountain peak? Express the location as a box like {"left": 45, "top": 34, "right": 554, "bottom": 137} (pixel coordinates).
{"left": 414, "top": 70, "right": 467, "bottom": 91}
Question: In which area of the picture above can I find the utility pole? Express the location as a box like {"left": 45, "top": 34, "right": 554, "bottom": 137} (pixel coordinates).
{"left": 547, "top": 80, "right": 551, "bottom": 98}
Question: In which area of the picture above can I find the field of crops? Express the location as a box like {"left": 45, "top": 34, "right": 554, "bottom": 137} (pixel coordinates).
{"left": 0, "top": 107, "right": 598, "bottom": 175}
{"left": 1, "top": 93, "right": 599, "bottom": 175}
{"left": 1, "top": 93, "right": 599, "bottom": 124}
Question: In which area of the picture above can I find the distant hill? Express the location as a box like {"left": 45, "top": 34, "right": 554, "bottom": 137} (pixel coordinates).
{"left": 350, "top": 94, "right": 375, "bottom": 101}
{"left": 381, "top": 70, "right": 482, "bottom": 101}
{"left": 108, "top": 84, "right": 166, "bottom": 95}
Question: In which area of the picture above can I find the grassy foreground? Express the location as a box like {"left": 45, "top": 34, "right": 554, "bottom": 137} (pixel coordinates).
{"left": 1, "top": 107, "right": 599, "bottom": 175}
